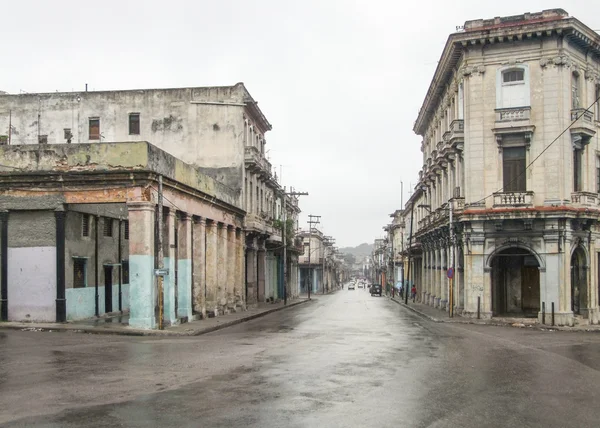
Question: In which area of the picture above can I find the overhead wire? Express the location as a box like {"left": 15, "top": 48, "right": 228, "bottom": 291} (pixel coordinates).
{"left": 469, "top": 93, "right": 600, "bottom": 208}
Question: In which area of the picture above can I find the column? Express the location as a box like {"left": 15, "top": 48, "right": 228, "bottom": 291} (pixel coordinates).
{"left": 440, "top": 247, "right": 447, "bottom": 310}
{"left": 205, "top": 220, "right": 218, "bottom": 316}
{"left": 128, "top": 202, "right": 156, "bottom": 329}
{"left": 257, "top": 239, "right": 266, "bottom": 302}
{"left": 163, "top": 209, "right": 177, "bottom": 325}
{"left": 424, "top": 250, "right": 430, "bottom": 303}
{"left": 435, "top": 246, "right": 441, "bottom": 307}
{"left": 216, "top": 223, "right": 227, "bottom": 313}
{"left": 235, "top": 228, "right": 245, "bottom": 309}
{"left": 55, "top": 209, "right": 66, "bottom": 322}
{"left": 227, "top": 225, "right": 236, "bottom": 310}
{"left": 192, "top": 217, "right": 206, "bottom": 318}
{"left": 177, "top": 213, "right": 193, "bottom": 320}
{"left": 246, "top": 235, "right": 258, "bottom": 305}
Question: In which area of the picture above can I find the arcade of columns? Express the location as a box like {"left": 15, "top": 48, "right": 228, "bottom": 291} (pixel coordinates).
{"left": 128, "top": 202, "right": 246, "bottom": 328}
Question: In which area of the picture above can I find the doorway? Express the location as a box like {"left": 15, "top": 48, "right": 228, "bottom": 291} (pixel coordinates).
{"left": 491, "top": 247, "right": 540, "bottom": 317}
{"left": 571, "top": 246, "right": 587, "bottom": 315}
{"left": 104, "top": 265, "right": 113, "bottom": 313}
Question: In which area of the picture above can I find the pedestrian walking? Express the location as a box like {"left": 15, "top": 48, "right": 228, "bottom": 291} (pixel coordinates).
{"left": 411, "top": 285, "right": 417, "bottom": 302}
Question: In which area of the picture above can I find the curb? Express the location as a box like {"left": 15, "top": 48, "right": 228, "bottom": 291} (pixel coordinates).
{"left": 0, "top": 299, "right": 312, "bottom": 337}
{"left": 389, "top": 297, "right": 600, "bottom": 333}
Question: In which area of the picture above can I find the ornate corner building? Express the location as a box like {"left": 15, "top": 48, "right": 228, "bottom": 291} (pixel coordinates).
{"left": 405, "top": 9, "right": 600, "bottom": 326}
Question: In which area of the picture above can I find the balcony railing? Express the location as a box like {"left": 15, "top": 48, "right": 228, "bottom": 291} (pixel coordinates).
{"left": 571, "top": 108, "right": 594, "bottom": 123}
{"left": 244, "top": 146, "right": 272, "bottom": 177}
{"left": 493, "top": 191, "right": 534, "bottom": 207}
{"left": 571, "top": 191, "right": 599, "bottom": 207}
{"left": 496, "top": 107, "right": 531, "bottom": 122}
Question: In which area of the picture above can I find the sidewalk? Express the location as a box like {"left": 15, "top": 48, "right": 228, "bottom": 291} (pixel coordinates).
{"left": 0, "top": 298, "right": 310, "bottom": 337}
{"left": 390, "top": 296, "right": 600, "bottom": 332}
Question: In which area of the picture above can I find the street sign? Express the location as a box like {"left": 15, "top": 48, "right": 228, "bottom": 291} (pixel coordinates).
{"left": 447, "top": 267, "right": 454, "bottom": 279}
{"left": 154, "top": 268, "right": 170, "bottom": 277}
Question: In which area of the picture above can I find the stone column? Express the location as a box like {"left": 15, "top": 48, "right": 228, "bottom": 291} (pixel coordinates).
{"left": 192, "top": 217, "right": 206, "bottom": 318}
{"left": 440, "top": 247, "right": 447, "bottom": 310}
{"left": 127, "top": 202, "right": 156, "bottom": 329}
{"left": 424, "top": 250, "right": 430, "bottom": 304}
{"left": 177, "top": 213, "right": 193, "bottom": 321}
{"left": 163, "top": 209, "right": 177, "bottom": 326}
{"left": 235, "top": 228, "right": 245, "bottom": 309}
{"left": 216, "top": 223, "right": 227, "bottom": 314}
{"left": 435, "top": 246, "right": 441, "bottom": 307}
{"left": 257, "top": 238, "right": 266, "bottom": 303}
{"left": 227, "top": 225, "right": 236, "bottom": 310}
{"left": 246, "top": 235, "right": 258, "bottom": 306}
{"left": 205, "top": 220, "right": 218, "bottom": 316}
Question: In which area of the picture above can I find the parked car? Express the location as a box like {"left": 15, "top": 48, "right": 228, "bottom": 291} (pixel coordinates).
{"left": 370, "top": 283, "right": 382, "bottom": 296}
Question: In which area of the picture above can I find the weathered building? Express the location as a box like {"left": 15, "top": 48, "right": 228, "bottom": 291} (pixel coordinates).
{"left": 0, "top": 142, "right": 244, "bottom": 328}
{"left": 405, "top": 9, "right": 600, "bottom": 325}
{"left": 298, "top": 228, "right": 339, "bottom": 294}
{"left": 0, "top": 83, "right": 289, "bottom": 309}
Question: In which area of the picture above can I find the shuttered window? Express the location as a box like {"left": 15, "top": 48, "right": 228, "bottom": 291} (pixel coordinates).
{"left": 89, "top": 118, "right": 100, "bottom": 140}
{"left": 82, "top": 214, "right": 90, "bottom": 237}
{"left": 574, "top": 149, "right": 583, "bottom": 192}
{"left": 73, "top": 259, "right": 87, "bottom": 288}
{"left": 503, "top": 147, "right": 526, "bottom": 192}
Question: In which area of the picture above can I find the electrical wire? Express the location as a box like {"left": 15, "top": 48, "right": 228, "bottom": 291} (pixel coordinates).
{"left": 469, "top": 93, "right": 600, "bottom": 208}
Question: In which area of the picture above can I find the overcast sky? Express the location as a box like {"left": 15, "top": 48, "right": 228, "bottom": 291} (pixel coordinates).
{"left": 3, "top": 0, "right": 598, "bottom": 247}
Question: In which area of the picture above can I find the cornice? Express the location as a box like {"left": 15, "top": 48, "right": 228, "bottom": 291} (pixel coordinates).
{"left": 413, "top": 15, "right": 600, "bottom": 137}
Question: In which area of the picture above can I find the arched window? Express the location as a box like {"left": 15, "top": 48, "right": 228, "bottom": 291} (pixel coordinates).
{"left": 496, "top": 65, "right": 530, "bottom": 109}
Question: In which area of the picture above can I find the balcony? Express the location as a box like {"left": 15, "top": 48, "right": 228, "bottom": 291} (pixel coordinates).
{"left": 571, "top": 191, "right": 599, "bottom": 207}
{"left": 244, "top": 146, "right": 272, "bottom": 178}
{"left": 493, "top": 191, "right": 534, "bottom": 208}
{"left": 443, "top": 120, "right": 464, "bottom": 147}
{"left": 570, "top": 109, "right": 596, "bottom": 141}
{"left": 451, "top": 197, "right": 465, "bottom": 212}
{"left": 495, "top": 106, "right": 531, "bottom": 123}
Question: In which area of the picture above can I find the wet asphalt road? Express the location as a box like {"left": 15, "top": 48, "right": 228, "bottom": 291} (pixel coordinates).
{"left": 2, "top": 288, "right": 600, "bottom": 427}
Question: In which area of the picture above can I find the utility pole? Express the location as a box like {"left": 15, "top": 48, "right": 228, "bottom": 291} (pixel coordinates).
{"left": 281, "top": 189, "right": 308, "bottom": 305}
{"left": 307, "top": 214, "right": 321, "bottom": 300}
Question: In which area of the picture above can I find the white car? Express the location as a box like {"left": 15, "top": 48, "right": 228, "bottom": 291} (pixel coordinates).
{"left": 348, "top": 283, "right": 355, "bottom": 290}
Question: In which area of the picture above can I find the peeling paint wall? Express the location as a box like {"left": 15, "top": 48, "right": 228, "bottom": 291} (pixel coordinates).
{"left": 0, "top": 86, "right": 247, "bottom": 193}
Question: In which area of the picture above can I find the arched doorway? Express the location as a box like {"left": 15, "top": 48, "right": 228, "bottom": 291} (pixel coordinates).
{"left": 570, "top": 246, "right": 587, "bottom": 315}
{"left": 491, "top": 247, "right": 540, "bottom": 317}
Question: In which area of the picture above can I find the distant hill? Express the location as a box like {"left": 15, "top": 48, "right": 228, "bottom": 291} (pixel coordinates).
{"left": 338, "top": 243, "right": 373, "bottom": 260}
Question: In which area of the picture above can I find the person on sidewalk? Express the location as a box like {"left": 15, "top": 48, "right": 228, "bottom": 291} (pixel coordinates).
{"left": 411, "top": 285, "right": 417, "bottom": 303}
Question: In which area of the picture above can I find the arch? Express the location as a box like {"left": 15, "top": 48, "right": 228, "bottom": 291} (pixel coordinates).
{"left": 571, "top": 245, "right": 588, "bottom": 316}
{"left": 485, "top": 242, "right": 545, "bottom": 270}
{"left": 489, "top": 246, "right": 540, "bottom": 317}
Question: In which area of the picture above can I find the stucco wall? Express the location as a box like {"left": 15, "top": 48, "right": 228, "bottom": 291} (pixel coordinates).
{"left": 6, "top": 210, "right": 57, "bottom": 322}
{"left": 0, "top": 87, "right": 246, "bottom": 191}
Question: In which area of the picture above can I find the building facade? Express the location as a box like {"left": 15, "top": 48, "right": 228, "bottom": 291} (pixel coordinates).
{"left": 0, "top": 83, "right": 293, "bottom": 310}
{"left": 0, "top": 142, "right": 244, "bottom": 328}
{"left": 405, "top": 9, "right": 600, "bottom": 325}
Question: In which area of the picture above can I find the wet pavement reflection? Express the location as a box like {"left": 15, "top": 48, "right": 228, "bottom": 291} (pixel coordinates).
{"left": 1, "top": 288, "right": 600, "bottom": 427}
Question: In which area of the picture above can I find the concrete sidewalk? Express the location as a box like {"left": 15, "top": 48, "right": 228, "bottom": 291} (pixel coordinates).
{"left": 0, "top": 298, "right": 311, "bottom": 337}
{"left": 390, "top": 296, "right": 600, "bottom": 332}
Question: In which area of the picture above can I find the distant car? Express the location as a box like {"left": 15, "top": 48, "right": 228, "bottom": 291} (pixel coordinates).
{"left": 370, "top": 283, "right": 382, "bottom": 296}
{"left": 348, "top": 283, "right": 355, "bottom": 290}
{"left": 358, "top": 282, "right": 364, "bottom": 288}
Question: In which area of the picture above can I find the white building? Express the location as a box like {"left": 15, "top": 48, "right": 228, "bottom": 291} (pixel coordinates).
{"left": 405, "top": 9, "right": 600, "bottom": 326}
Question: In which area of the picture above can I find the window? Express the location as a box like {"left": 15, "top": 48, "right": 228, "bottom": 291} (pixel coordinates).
{"left": 596, "top": 156, "right": 600, "bottom": 193}
{"left": 574, "top": 149, "right": 583, "bottom": 192}
{"left": 497, "top": 66, "right": 530, "bottom": 109}
{"left": 82, "top": 214, "right": 90, "bottom": 237}
{"left": 503, "top": 70, "right": 524, "bottom": 83}
{"left": 129, "top": 113, "right": 140, "bottom": 135}
{"left": 503, "top": 147, "right": 526, "bottom": 192}
{"left": 572, "top": 72, "right": 581, "bottom": 109}
{"left": 104, "top": 218, "right": 113, "bottom": 237}
{"left": 596, "top": 85, "right": 600, "bottom": 121}
{"left": 122, "top": 260, "right": 130, "bottom": 284}
{"left": 64, "top": 128, "right": 72, "bottom": 143}
{"left": 458, "top": 82, "right": 464, "bottom": 119}
{"left": 38, "top": 135, "right": 48, "bottom": 144}
{"left": 89, "top": 118, "right": 100, "bottom": 140}
{"left": 124, "top": 220, "right": 129, "bottom": 240}
{"left": 0, "top": 135, "right": 8, "bottom": 145}
{"left": 73, "top": 258, "right": 87, "bottom": 288}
